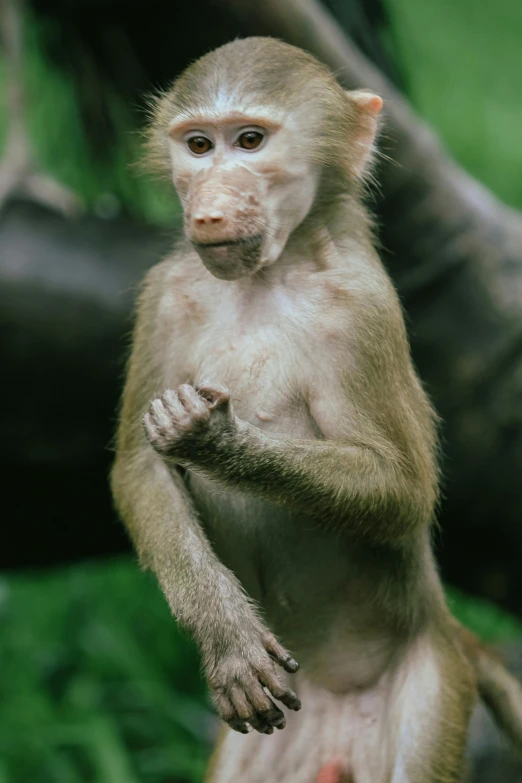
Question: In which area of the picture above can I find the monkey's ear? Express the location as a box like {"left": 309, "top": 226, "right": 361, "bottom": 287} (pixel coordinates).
{"left": 346, "top": 90, "right": 383, "bottom": 179}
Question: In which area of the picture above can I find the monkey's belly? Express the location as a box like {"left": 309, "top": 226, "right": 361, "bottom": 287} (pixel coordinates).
{"left": 186, "top": 472, "right": 408, "bottom": 692}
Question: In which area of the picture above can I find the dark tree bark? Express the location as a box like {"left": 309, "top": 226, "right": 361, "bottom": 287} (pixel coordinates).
{"left": 0, "top": 200, "right": 170, "bottom": 566}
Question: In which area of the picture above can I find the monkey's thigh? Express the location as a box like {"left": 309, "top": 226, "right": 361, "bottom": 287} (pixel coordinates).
{"left": 387, "top": 633, "right": 476, "bottom": 783}
{"left": 205, "top": 635, "right": 475, "bottom": 783}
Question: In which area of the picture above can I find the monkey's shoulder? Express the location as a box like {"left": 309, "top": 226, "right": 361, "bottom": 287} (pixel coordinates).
{"left": 141, "top": 253, "right": 212, "bottom": 328}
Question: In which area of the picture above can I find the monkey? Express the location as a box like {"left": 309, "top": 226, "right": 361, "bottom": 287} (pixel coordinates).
{"left": 111, "top": 37, "right": 522, "bottom": 783}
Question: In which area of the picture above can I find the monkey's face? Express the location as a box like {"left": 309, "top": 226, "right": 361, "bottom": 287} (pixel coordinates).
{"left": 168, "top": 115, "right": 320, "bottom": 280}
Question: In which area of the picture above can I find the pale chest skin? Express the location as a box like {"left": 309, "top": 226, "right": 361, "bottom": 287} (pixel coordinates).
{"left": 156, "top": 243, "right": 426, "bottom": 692}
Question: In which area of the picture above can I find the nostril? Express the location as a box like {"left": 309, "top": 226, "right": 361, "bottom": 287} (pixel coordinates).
{"left": 194, "top": 213, "right": 225, "bottom": 226}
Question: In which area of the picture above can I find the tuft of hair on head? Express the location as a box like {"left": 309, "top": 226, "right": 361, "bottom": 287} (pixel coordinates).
{"left": 141, "top": 37, "right": 383, "bottom": 188}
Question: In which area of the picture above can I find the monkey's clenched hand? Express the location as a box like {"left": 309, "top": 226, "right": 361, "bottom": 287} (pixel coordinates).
{"left": 206, "top": 627, "right": 301, "bottom": 734}
{"left": 144, "top": 383, "right": 236, "bottom": 465}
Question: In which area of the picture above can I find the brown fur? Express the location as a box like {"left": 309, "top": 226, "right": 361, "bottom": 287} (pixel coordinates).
{"left": 112, "top": 38, "right": 521, "bottom": 782}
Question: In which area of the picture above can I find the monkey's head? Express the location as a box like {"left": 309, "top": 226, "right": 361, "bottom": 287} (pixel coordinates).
{"left": 147, "top": 38, "right": 382, "bottom": 280}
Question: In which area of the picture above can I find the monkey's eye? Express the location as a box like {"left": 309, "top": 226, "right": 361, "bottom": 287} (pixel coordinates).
{"left": 235, "top": 131, "right": 264, "bottom": 151}
{"left": 187, "top": 136, "right": 213, "bottom": 155}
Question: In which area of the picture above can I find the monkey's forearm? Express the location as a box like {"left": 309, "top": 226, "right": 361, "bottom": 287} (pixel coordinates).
{"left": 187, "top": 422, "right": 432, "bottom": 545}
{"left": 112, "top": 446, "right": 302, "bottom": 733}
{"left": 111, "top": 449, "right": 265, "bottom": 656}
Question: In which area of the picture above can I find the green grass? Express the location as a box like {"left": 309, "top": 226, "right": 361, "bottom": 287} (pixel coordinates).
{"left": 0, "top": 559, "right": 213, "bottom": 783}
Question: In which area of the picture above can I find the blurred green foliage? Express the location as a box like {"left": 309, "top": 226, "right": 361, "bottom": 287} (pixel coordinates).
{"left": 0, "top": 9, "right": 178, "bottom": 225}
{"left": 1, "top": 1, "right": 522, "bottom": 780}
{"left": 386, "top": 0, "right": 522, "bottom": 209}
{"left": 0, "top": 560, "right": 213, "bottom": 783}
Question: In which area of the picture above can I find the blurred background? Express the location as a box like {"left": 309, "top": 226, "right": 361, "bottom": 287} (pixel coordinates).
{"left": 1, "top": 0, "right": 522, "bottom": 780}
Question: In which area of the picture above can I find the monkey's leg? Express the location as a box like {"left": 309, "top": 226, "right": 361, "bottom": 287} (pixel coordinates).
{"left": 0, "top": 0, "right": 79, "bottom": 215}
{"left": 386, "top": 633, "right": 476, "bottom": 783}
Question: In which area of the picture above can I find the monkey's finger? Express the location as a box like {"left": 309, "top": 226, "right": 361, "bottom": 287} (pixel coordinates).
{"left": 142, "top": 411, "right": 166, "bottom": 450}
{"left": 177, "top": 384, "right": 210, "bottom": 418}
{"left": 143, "top": 411, "right": 154, "bottom": 434}
{"left": 246, "top": 713, "right": 274, "bottom": 735}
{"left": 150, "top": 397, "right": 172, "bottom": 429}
{"left": 229, "top": 684, "right": 272, "bottom": 734}
{"left": 242, "top": 679, "right": 287, "bottom": 731}
{"left": 213, "top": 690, "right": 250, "bottom": 735}
{"left": 257, "top": 699, "right": 286, "bottom": 731}
{"left": 159, "top": 390, "right": 197, "bottom": 435}
{"left": 195, "top": 382, "right": 230, "bottom": 409}
{"left": 161, "top": 389, "right": 185, "bottom": 419}
{"left": 258, "top": 669, "right": 302, "bottom": 712}
{"left": 263, "top": 634, "right": 299, "bottom": 673}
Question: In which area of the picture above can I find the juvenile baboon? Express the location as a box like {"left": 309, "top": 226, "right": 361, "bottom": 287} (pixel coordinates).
{"left": 111, "top": 38, "right": 522, "bottom": 782}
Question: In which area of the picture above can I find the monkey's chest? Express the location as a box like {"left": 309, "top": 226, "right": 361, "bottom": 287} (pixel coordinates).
{"left": 181, "top": 322, "right": 323, "bottom": 436}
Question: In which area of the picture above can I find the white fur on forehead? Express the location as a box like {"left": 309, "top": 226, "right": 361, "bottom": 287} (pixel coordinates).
{"left": 168, "top": 98, "right": 287, "bottom": 130}
{"left": 170, "top": 37, "right": 346, "bottom": 121}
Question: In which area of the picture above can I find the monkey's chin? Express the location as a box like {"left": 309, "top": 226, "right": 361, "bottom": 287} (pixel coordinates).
{"left": 192, "top": 236, "right": 264, "bottom": 281}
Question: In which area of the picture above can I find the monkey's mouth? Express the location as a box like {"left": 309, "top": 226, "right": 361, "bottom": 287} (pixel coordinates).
{"left": 192, "top": 234, "right": 264, "bottom": 279}
{"left": 192, "top": 234, "right": 263, "bottom": 251}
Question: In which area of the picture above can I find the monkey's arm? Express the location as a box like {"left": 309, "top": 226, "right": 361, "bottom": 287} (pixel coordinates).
{"left": 145, "top": 296, "right": 438, "bottom": 548}
{"left": 146, "top": 376, "right": 436, "bottom": 545}
{"left": 147, "top": 396, "right": 431, "bottom": 547}
{"left": 111, "top": 267, "right": 301, "bottom": 735}
{"left": 112, "top": 445, "right": 253, "bottom": 657}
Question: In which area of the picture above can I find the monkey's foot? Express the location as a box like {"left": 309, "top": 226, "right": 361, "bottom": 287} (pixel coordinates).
{"left": 0, "top": 162, "right": 81, "bottom": 217}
